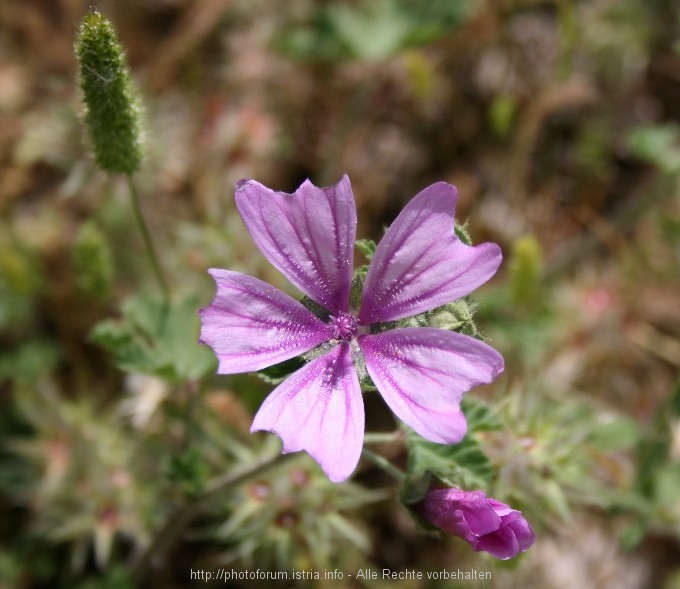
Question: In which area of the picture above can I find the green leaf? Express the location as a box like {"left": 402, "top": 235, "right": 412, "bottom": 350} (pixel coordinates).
{"left": 152, "top": 296, "right": 217, "bottom": 381}
{"left": 328, "top": 0, "right": 412, "bottom": 60}
{"left": 587, "top": 413, "right": 641, "bottom": 451}
{"left": 89, "top": 318, "right": 153, "bottom": 373}
{"left": 542, "top": 479, "right": 572, "bottom": 523}
{"left": 398, "top": 0, "right": 476, "bottom": 45}
{"left": 90, "top": 293, "right": 216, "bottom": 381}
{"left": 355, "top": 238, "right": 377, "bottom": 261}
{"left": 72, "top": 221, "right": 114, "bottom": 300}
{"left": 627, "top": 123, "right": 680, "bottom": 174}
{"left": 278, "top": 0, "right": 476, "bottom": 63}
{"left": 399, "top": 472, "right": 433, "bottom": 505}
{"left": 405, "top": 428, "right": 493, "bottom": 490}
{"left": 653, "top": 463, "right": 680, "bottom": 506}
{"left": 299, "top": 295, "right": 331, "bottom": 321}
{"left": 255, "top": 356, "right": 305, "bottom": 385}
{"left": 349, "top": 273, "right": 364, "bottom": 311}
{"left": 401, "top": 299, "right": 478, "bottom": 336}
{"left": 165, "top": 448, "right": 210, "bottom": 497}
{"left": 461, "top": 397, "right": 502, "bottom": 434}
{"left": 454, "top": 221, "right": 472, "bottom": 246}
{"left": 0, "top": 340, "right": 60, "bottom": 385}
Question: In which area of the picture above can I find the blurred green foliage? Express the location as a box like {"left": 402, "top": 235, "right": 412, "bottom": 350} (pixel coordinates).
{"left": 214, "top": 455, "right": 384, "bottom": 570}
{"left": 628, "top": 124, "right": 680, "bottom": 175}
{"left": 508, "top": 236, "right": 543, "bottom": 310}
{"left": 280, "top": 0, "right": 477, "bottom": 61}
{"left": 72, "top": 222, "right": 114, "bottom": 301}
{"left": 90, "top": 294, "right": 216, "bottom": 383}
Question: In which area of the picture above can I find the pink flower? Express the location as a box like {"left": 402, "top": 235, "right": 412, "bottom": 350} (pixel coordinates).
{"left": 199, "top": 176, "right": 503, "bottom": 482}
{"left": 417, "top": 488, "right": 535, "bottom": 559}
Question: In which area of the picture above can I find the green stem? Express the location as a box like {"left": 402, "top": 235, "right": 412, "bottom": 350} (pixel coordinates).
{"left": 126, "top": 174, "right": 171, "bottom": 305}
{"left": 130, "top": 451, "right": 294, "bottom": 583}
{"left": 363, "top": 431, "right": 402, "bottom": 444}
{"left": 361, "top": 448, "right": 406, "bottom": 482}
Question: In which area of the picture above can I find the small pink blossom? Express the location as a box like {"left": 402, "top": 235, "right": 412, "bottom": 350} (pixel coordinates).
{"left": 199, "top": 176, "right": 503, "bottom": 482}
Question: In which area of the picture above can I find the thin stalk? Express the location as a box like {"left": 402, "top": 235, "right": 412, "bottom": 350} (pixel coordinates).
{"left": 361, "top": 448, "right": 405, "bottom": 482}
{"left": 126, "top": 174, "right": 170, "bottom": 305}
{"left": 130, "top": 451, "right": 294, "bottom": 583}
{"left": 363, "top": 431, "right": 402, "bottom": 444}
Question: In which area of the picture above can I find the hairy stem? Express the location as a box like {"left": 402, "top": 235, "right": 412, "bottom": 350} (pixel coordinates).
{"left": 361, "top": 448, "right": 406, "bottom": 482}
{"left": 363, "top": 431, "right": 402, "bottom": 444}
{"left": 126, "top": 174, "right": 171, "bottom": 305}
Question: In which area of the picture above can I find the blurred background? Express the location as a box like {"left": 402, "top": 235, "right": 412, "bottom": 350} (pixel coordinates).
{"left": 1, "top": 0, "right": 680, "bottom": 587}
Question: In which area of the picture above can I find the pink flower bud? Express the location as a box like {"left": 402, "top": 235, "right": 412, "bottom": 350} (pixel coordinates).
{"left": 417, "top": 488, "right": 535, "bottom": 560}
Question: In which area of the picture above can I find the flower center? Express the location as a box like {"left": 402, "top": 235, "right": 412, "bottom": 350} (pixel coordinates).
{"left": 330, "top": 312, "right": 358, "bottom": 341}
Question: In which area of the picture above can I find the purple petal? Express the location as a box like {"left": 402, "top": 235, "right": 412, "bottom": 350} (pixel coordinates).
{"left": 477, "top": 510, "right": 535, "bottom": 558}
{"left": 417, "top": 488, "right": 535, "bottom": 559}
{"left": 358, "top": 183, "right": 502, "bottom": 324}
{"left": 235, "top": 176, "right": 356, "bottom": 314}
{"left": 487, "top": 498, "right": 514, "bottom": 516}
{"left": 199, "top": 269, "right": 333, "bottom": 373}
{"left": 417, "top": 488, "right": 466, "bottom": 520}
{"left": 423, "top": 489, "right": 500, "bottom": 539}
{"left": 477, "top": 526, "right": 521, "bottom": 560}
{"left": 359, "top": 328, "right": 503, "bottom": 443}
{"left": 251, "top": 343, "right": 364, "bottom": 483}
{"left": 434, "top": 511, "right": 476, "bottom": 546}
{"left": 458, "top": 492, "right": 504, "bottom": 536}
{"left": 502, "top": 511, "right": 536, "bottom": 552}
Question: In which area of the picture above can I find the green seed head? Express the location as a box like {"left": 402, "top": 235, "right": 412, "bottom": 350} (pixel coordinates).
{"left": 75, "top": 12, "right": 143, "bottom": 174}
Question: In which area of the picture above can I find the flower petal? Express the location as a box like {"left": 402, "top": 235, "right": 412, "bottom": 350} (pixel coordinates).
{"left": 458, "top": 491, "right": 504, "bottom": 537}
{"left": 359, "top": 328, "right": 503, "bottom": 443}
{"left": 503, "top": 512, "right": 536, "bottom": 552}
{"left": 358, "top": 183, "right": 502, "bottom": 324}
{"left": 251, "top": 343, "right": 364, "bottom": 483}
{"left": 419, "top": 489, "right": 501, "bottom": 544}
{"left": 417, "top": 488, "right": 535, "bottom": 560}
{"left": 235, "top": 175, "right": 356, "bottom": 314}
{"left": 199, "top": 269, "right": 333, "bottom": 373}
{"left": 476, "top": 505, "right": 535, "bottom": 558}
{"left": 486, "top": 498, "right": 514, "bottom": 516}
{"left": 477, "top": 525, "right": 521, "bottom": 560}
